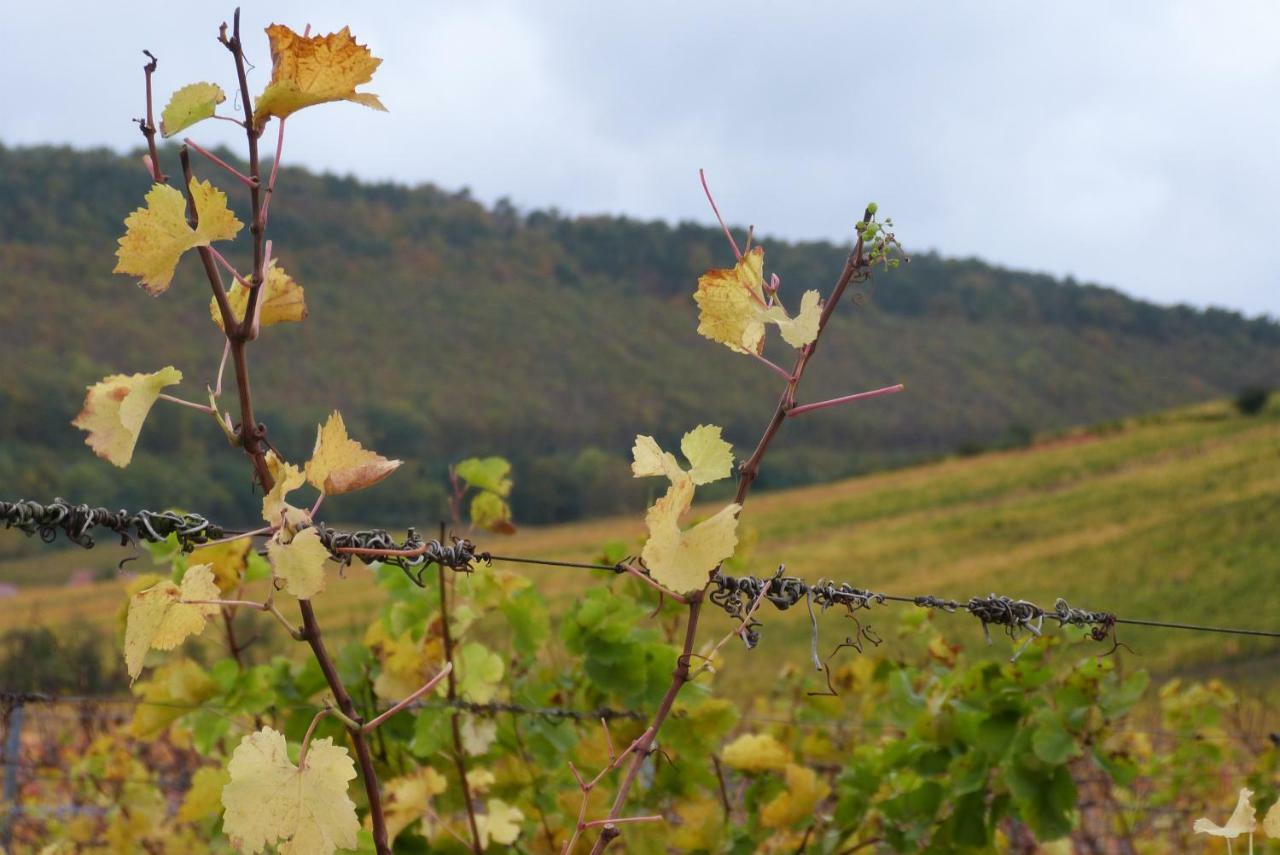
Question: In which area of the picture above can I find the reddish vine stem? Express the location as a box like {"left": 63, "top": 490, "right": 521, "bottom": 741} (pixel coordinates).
{"left": 734, "top": 214, "right": 873, "bottom": 507}
{"left": 138, "top": 51, "right": 166, "bottom": 183}
{"left": 590, "top": 207, "right": 876, "bottom": 852}
{"left": 176, "top": 11, "right": 392, "bottom": 852}
{"left": 587, "top": 596, "right": 702, "bottom": 854}
{"left": 438, "top": 560, "right": 484, "bottom": 853}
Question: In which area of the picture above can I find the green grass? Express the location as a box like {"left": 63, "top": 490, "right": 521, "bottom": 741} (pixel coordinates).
{"left": 1, "top": 398, "right": 1277, "bottom": 691}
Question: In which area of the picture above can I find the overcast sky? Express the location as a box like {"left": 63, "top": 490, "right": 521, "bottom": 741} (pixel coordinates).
{"left": 4, "top": 1, "right": 1279, "bottom": 316}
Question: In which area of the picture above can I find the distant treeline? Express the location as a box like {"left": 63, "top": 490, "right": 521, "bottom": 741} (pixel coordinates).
{"left": 1, "top": 143, "right": 1277, "bottom": 536}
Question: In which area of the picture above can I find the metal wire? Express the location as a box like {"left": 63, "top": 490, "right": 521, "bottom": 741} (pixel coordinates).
{"left": 4, "top": 497, "right": 1279, "bottom": 649}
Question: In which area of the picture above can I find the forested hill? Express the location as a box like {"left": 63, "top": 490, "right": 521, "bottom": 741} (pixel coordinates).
{"left": 1, "top": 143, "right": 1277, "bottom": 532}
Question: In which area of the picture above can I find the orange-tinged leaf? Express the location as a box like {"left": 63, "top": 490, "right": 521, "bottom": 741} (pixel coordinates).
{"left": 252, "top": 25, "right": 386, "bottom": 128}
{"left": 72, "top": 366, "right": 182, "bottom": 467}
{"left": 694, "top": 247, "right": 767, "bottom": 353}
{"left": 114, "top": 180, "right": 242, "bottom": 295}
{"left": 305, "top": 411, "right": 402, "bottom": 495}
{"left": 210, "top": 261, "right": 308, "bottom": 332}
{"left": 694, "top": 247, "right": 823, "bottom": 352}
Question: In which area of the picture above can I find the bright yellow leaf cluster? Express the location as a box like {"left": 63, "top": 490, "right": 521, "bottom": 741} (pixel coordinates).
{"left": 253, "top": 24, "right": 386, "bottom": 129}
{"left": 114, "top": 179, "right": 242, "bottom": 295}
{"left": 210, "top": 261, "right": 309, "bottom": 332}
{"left": 694, "top": 246, "right": 822, "bottom": 354}
{"left": 72, "top": 366, "right": 182, "bottom": 467}
{"left": 631, "top": 425, "right": 740, "bottom": 593}
{"left": 760, "top": 764, "right": 830, "bottom": 829}
{"left": 123, "top": 564, "right": 219, "bottom": 682}
{"left": 721, "top": 732, "right": 792, "bottom": 772}
{"left": 222, "top": 727, "right": 359, "bottom": 855}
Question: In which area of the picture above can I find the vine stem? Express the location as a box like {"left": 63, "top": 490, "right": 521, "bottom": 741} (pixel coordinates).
{"left": 439, "top": 559, "right": 484, "bottom": 853}
{"left": 176, "top": 10, "right": 393, "bottom": 853}
{"left": 589, "top": 206, "right": 884, "bottom": 852}
{"left": 138, "top": 51, "right": 166, "bottom": 183}
{"left": 734, "top": 209, "right": 876, "bottom": 507}
{"left": 586, "top": 596, "right": 702, "bottom": 854}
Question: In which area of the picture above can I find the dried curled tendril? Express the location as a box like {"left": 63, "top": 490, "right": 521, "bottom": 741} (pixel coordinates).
{"left": 0, "top": 498, "right": 223, "bottom": 551}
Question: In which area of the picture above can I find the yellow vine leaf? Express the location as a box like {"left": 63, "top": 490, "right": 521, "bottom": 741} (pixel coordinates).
{"left": 476, "top": 799, "right": 524, "bottom": 848}
{"left": 763, "top": 288, "right": 823, "bottom": 348}
{"left": 632, "top": 426, "right": 740, "bottom": 592}
{"left": 679, "top": 424, "right": 736, "bottom": 485}
{"left": 114, "top": 179, "right": 242, "bottom": 295}
{"left": 461, "top": 717, "right": 498, "bottom": 755}
{"left": 253, "top": 24, "right": 386, "bottom": 129}
{"left": 641, "top": 479, "right": 740, "bottom": 594}
{"left": 178, "top": 766, "right": 231, "bottom": 823}
{"left": 123, "top": 564, "right": 219, "bottom": 682}
{"left": 761, "top": 764, "right": 830, "bottom": 828}
{"left": 694, "top": 246, "right": 822, "bottom": 353}
{"left": 466, "top": 768, "right": 496, "bottom": 794}
{"left": 187, "top": 537, "right": 252, "bottom": 594}
{"left": 210, "top": 261, "right": 309, "bottom": 332}
{"left": 262, "top": 453, "right": 309, "bottom": 527}
{"left": 721, "top": 733, "right": 792, "bottom": 772}
{"left": 305, "top": 411, "right": 402, "bottom": 495}
{"left": 267, "top": 527, "right": 330, "bottom": 600}
{"left": 72, "top": 366, "right": 182, "bottom": 467}
{"left": 1264, "top": 798, "right": 1280, "bottom": 836}
{"left": 160, "top": 82, "right": 226, "bottom": 138}
{"left": 221, "top": 727, "right": 359, "bottom": 855}
{"left": 1194, "top": 787, "right": 1256, "bottom": 839}
{"left": 380, "top": 768, "right": 447, "bottom": 846}
{"left": 673, "top": 797, "right": 723, "bottom": 851}
{"left": 129, "top": 659, "right": 216, "bottom": 739}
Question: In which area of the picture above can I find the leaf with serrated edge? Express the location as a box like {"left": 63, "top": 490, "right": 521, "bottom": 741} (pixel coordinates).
{"left": 73, "top": 366, "right": 182, "bottom": 467}
{"left": 210, "top": 261, "right": 308, "bottom": 331}
{"left": 221, "top": 726, "right": 358, "bottom": 855}
{"left": 640, "top": 478, "right": 740, "bottom": 594}
{"left": 252, "top": 25, "right": 385, "bottom": 128}
{"left": 305, "top": 411, "right": 402, "bottom": 495}
{"left": 123, "top": 564, "right": 218, "bottom": 682}
{"left": 114, "top": 180, "right": 242, "bottom": 295}
{"left": 680, "top": 424, "right": 734, "bottom": 486}
{"left": 160, "top": 82, "right": 226, "bottom": 137}
{"left": 268, "top": 528, "right": 330, "bottom": 599}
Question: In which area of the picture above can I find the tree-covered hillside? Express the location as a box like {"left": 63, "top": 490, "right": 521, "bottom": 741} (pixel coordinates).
{"left": 1, "top": 143, "right": 1276, "bottom": 532}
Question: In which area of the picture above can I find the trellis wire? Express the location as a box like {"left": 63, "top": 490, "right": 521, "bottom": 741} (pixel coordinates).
{"left": 4, "top": 498, "right": 1279, "bottom": 654}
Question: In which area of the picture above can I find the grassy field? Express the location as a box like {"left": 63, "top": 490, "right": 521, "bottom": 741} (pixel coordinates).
{"left": 1, "top": 398, "right": 1277, "bottom": 691}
